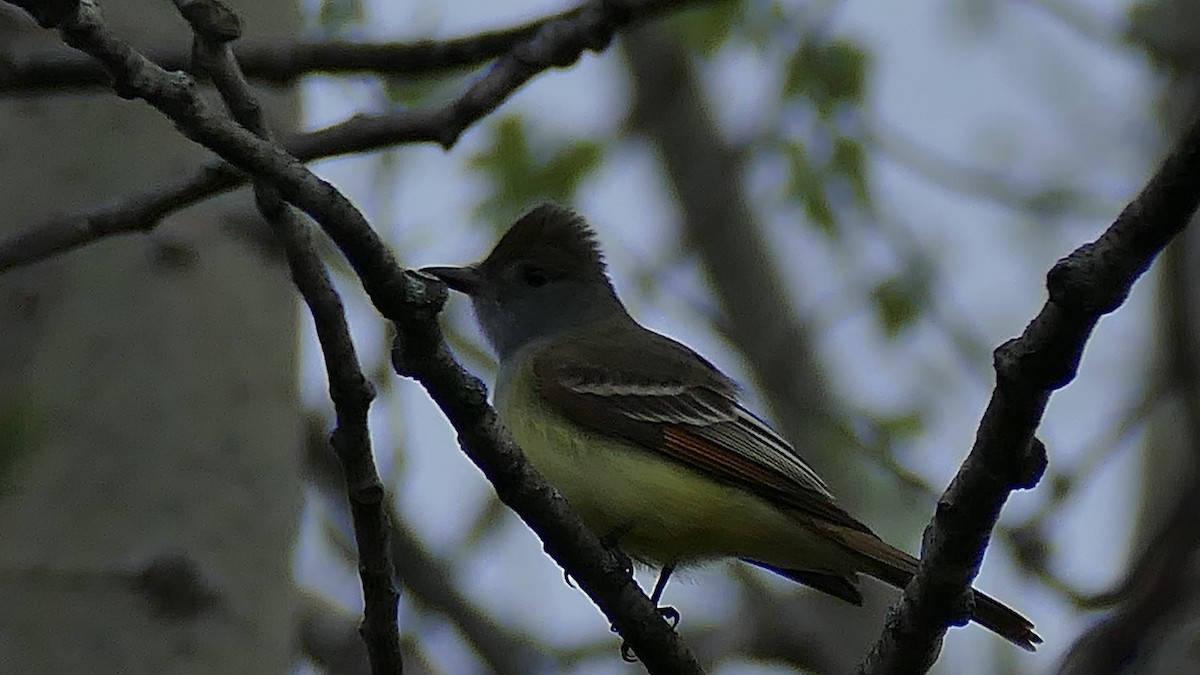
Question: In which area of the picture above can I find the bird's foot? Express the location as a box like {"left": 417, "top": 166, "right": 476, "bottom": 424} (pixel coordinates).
{"left": 657, "top": 604, "right": 680, "bottom": 628}
{"left": 614, "top": 605, "right": 682, "bottom": 662}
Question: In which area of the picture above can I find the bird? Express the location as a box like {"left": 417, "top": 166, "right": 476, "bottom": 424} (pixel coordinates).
{"left": 421, "top": 203, "right": 1040, "bottom": 651}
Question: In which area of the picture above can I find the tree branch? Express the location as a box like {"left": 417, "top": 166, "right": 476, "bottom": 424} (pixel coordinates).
{"left": 859, "top": 110, "right": 1200, "bottom": 674}
{"left": 177, "top": 1, "right": 400, "bottom": 671}
{"left": 0, "top": 0, "right": 708, "bottom": 274}
{"left": 5, "top": 1, "right": 705, "bottom": 671}
{"left": 0, "top": 5, "right": 573, "bottom": 94}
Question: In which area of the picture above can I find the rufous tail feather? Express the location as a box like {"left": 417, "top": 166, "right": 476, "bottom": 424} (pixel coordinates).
{"left": 822, "top": 523, "right": 1042, "bottom": 651}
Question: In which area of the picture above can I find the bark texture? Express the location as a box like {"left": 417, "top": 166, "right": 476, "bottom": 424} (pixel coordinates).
{"left": 0, "top": 2, "right": 301, "bottom": 673}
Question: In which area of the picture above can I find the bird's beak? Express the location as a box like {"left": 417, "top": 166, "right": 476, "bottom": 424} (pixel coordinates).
{"left": 419, "top": 265, "right": 483, "bottom": 296}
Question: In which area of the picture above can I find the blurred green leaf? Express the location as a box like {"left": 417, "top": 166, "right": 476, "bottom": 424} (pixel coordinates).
{"left": 869, "top": 277, "right": 921, "bottom": 337}
{"left": 469, "top": 117, "right": 535, "bottom": 221}
{"left": 542, "top": 142, "right": 604, "bottom": 195}
{"left": 668, "top": 0, "right": 743, "bottom": 56}
{"left": 1024, "top": 185, "right": 1081, "bottom": 218}
{"left": 469, "top": 116, "right": 605, "bottom": 221}
{"left": 784, "top": 39, "right": 869, "bottom": 117}
{"left": 741, "top": 0, "right": 787, "bottom": 48}
{"left": 873, "top": 411, "right": 925, "bottom": 440}
{"left": 382, "top": 74, "right": 457, "bottom": 107}
{"left": 831, "top": 135, "right": 871, "bottom": 207}
{"left": 786, "top": 144, "right": 836, "bottom": 235}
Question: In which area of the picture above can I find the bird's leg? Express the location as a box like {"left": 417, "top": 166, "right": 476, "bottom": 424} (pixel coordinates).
{"left": 649, "top": 565, "right": 679, "bottom": 627}
{"left": 619, "top": 565, "right": 680, "bottom": 663}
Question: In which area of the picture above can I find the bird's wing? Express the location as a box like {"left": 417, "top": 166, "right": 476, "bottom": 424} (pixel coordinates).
{"left": 532, "top": 323, "right": 870, "bottom": 533}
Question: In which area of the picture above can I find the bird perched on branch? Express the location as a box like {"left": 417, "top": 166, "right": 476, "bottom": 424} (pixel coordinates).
{"left": 422, "top": 203, "right": 1040, "bottom": 652}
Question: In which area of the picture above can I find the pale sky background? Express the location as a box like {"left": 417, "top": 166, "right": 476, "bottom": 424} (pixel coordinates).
{"left": 287, "top": 0, "right": 1159, "bottom": 673}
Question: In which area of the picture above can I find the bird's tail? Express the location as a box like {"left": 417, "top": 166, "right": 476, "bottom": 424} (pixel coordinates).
{"left": 825, "top": 524, "right": 1042, "bottom": 651}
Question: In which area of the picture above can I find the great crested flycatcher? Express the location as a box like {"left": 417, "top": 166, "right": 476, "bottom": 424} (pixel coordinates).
{"left": 422, "top": 203, "right": 1040, "bottom": 651}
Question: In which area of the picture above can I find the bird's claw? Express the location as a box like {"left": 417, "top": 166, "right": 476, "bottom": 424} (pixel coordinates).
{"left": 613, "top": 604, "right": 682, "bottom": 662}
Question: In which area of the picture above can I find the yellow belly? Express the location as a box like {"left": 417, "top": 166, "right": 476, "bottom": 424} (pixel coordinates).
{"left": 494, "top": 357, "right": 860, "bottom": 575}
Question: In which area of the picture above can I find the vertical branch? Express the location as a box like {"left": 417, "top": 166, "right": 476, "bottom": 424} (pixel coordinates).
{"left": 177, "top": 1, "right": 400, "bottom": 671}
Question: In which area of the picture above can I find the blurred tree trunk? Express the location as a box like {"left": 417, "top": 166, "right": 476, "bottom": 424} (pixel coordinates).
{"left": 1058, "top": 2, "right": 1200, "bottom": 672}
{"left": 0, "top": 2, "right": 301, "bottom": 673}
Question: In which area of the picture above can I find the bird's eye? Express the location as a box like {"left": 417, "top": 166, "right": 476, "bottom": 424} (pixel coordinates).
{"left": 520, "top": 265, "right": 549, "bottom": 288}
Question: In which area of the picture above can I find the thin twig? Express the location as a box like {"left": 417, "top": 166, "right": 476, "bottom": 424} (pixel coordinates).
{"left": 0, "top": 1, "right": 582, "bottom": 94}
{"left": 0, "top": 0, "right": 705, "bottom": 274}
